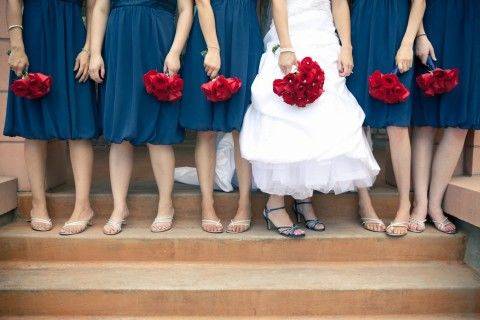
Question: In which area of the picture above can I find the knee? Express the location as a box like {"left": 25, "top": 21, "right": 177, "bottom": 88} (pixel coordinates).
{"left": 387, "top": 126, "right": 409, "bottom": 141}
{"left": 449, "top": 128, "right": 468, "bottom": 140}
{"left": 197, "top": 131, "right": 217, "bottom": 142}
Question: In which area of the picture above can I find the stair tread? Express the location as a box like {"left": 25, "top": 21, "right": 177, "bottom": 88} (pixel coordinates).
{"left": 2, "top": 315, "right": 479, "bottom": 319}
{"left": 0, "top": 218, "right": 462, "bottom": 241}
{"left": 1, "top": 261, "right": 479, "bottom": 292}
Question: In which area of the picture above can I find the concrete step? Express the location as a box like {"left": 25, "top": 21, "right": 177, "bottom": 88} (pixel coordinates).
{"left": 0, "top": 261, "right": 479, "bottom": 316}
{"left": 0, "top": 218, "right": 465, "bottom": 263}
{"left": 16, "top": 183, "right": 400, "bottom": 220}
{"left": 1, "top": 315, "right": 480, "bottom": 319}
{"left": 0, "top": 176, "right": 17, "bottom": 216}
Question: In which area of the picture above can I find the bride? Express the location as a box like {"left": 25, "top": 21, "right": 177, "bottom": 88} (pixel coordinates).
{"left": 240, "top": 0, "right": 380, "bottom": 238}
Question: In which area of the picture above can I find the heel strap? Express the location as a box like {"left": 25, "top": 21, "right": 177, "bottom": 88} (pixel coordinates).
{"left": 263, "top": 206, "right": 285, "bottom": 218}
{"left": 294, "top": 200, "right": 312, "bottom": 205}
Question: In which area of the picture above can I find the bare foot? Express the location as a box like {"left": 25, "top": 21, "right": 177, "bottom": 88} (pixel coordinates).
{"left": 30, "top": 206, "right": 53, "bottom": 232}
{"left": 265, "top": 207, "right": 305, "bottom": 237}
{"left": 103, "top": 207, "right": 129, "bottom": 235}
{"left": 227, "top": 204, "right": 252, "bottom": 233}
{"left": 386, "top": 205, "right": 411, "bottom": 237}
{"left": 429, "top": 205, "right": 456, "bottom": 234}
{"left": 201, "top": 203, "right": 223, "bottom": 233}
{"left": 151, "top": 205, "right": 174, "bottom": 233}
{"left": 358, "top": 202, "right": 385, "bottom": 232}
{"left": 59, "top": 206, "right": 94, "bottom": 235}
{"left": 408, "top": 202, "right": 427, "bottom": 233}
{"left": 294, "top": 200, "right": 325, "bottom": 231}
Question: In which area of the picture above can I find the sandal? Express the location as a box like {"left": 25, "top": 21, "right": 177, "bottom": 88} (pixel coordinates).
{"left": 263, "top": 206, "right": 305, "bottom": 239}
{"left": 59, "top": 214, "right": 94, "bottom": 236}
{"left": 293, "top": 200, "right": 325, "bottom": 232}
{"left": 151, "top": 215, "right": 174, "bottom": 233}
{"left": 226, "top": 219, "right": 251, "bottom": 234}
{"left": 431, "top": 217, "right": 457, "bottom": 234}
{"left": 360, "top": 217, "right": 386, "bottom": 233}
{"left": 28, "top": 216, "right": 53, "bottom": 232}
{"left": 408, "top": 217, "right": 426, "bottom": 233}
{"left": 201, "top": 219, "right": 224, "bottom": 233}
{"left": 386, "top": 221, "right": 409, "bottom": 237}
{"left": 103, "top": 218, "right": 127, "bottom": 235}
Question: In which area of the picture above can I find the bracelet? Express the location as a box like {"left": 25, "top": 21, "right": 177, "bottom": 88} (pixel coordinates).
{"left": 279, "top": 47, "right": 295, "bottom": 54}
{"left": 8, "top": 25, "right": 23, "bottom": 32}
{"left": 415, "top": 33, "right": 427, "bottom": 39}
{"left": 81, "top": 48, "right": 91, "bottom": 55}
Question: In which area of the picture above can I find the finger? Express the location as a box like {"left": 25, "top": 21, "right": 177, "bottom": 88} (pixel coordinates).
{"left": 80, "top": 65, "right": 89, "bottom": 82}
{"left": 211, "top": 68, "right": 219, "bottom": 79}
{"left": 430, "top": 47, "right": 437, "bottom": 61}
{"left": 100, "top": 65, "right": 105, "bottom": 80}
{"left": 75, "top": 65, "right": 82, "bottom": 80}
{"left": 337, "top": 59, "right": 343, "bottom": 73}
{"left": 74, "top": 58, "right": 80, "bottom": 72}
{"left": 163, "top": 64, "right": 168, "bottom": 74}
{"left": 421, "top": 54, "right": 428, "bottom": 65}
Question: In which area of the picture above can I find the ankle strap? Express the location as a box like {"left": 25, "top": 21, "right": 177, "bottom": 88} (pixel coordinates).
{"left": 265, "top": 206, "right": 285, "bottom": 214}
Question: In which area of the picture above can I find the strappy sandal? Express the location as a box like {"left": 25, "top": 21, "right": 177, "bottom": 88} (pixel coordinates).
{"left": 226, "top": 219, "right": 251, "bottom": 234}
{"left": 293, "top": 200, "right": 325, "bottom": 232}
{"left": 103, "top": 218, "right": 127, "bottom": 236}
{"left": 151, "top": 215, "right": 174, "bottom": 233}
{"left": 263, "top": 206, "right": 305, "bottom": 239}
{"left": 360, "top": 217, "right": 386, "bottom": 233}
{"left": 386, "top": 221, "right": 409, "bottom": 237}
{"left": 59, "top": 214, "right": 94, "bottom": 236}
{"left": 201, "top": 219, "right": 224, "bottom": 233}
{"left": 431, "top": 217, "right": 457, "bottom": 234}
{"left": 28, "top": 216, "right": 53, "bottom": 232}
{"left": 408, "top": 217, "right": 427, "bottom": 233}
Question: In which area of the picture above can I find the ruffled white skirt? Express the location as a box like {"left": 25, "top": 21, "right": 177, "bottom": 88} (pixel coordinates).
{"left": 240, "top": 23, "right": 380, "bottom": 199}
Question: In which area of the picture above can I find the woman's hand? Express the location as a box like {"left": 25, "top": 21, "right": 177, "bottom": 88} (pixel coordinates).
{"left": 278, "top": 51, "right": 297, "bottom": 74}
{"left": 8, "top": 47, "right": 29, "bottom": 77}
{"left": 88, "top": 53, "right": 105, "bottom": 83}
{"left": 74, "top": 49, "right": 90, "bottom": 82}
{"left": 164, "top": 51, "right": 181, "bottom": 75}
{"left": 338, "top": 45, "right": 354, "bottom": 77}
{"left": 415, "top": 35, "right": 436, "bottom": 65}
{"left": 204, "top": 48, "right": 221, "bottom": 79}
{"left": 395, "top": 44, "right": 414, "bottom": 73}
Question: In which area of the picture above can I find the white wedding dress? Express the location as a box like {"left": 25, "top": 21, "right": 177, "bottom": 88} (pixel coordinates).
{"left": 240, "top": 0, "right": 380, "bottom": 199}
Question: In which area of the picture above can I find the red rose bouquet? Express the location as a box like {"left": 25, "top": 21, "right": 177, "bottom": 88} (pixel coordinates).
{"left": 416, "top": 56, "right": 459, "bottom": 97}
{"left": 368, "top": 68, "right": 410, "bottom": 104}
{"left": 143, "top": 70, "right": 184, "bottom": 102}
{"left": 11, "top": 72, "right": 52, "bottom": 100}
{"left": 201, "top": 75, "right": 242, "bottom": 102}
{"left": 273, "top": 57, "right": 325, "bottom": 108}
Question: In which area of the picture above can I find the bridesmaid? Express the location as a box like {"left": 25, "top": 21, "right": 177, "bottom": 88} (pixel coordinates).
{"left": 89, "top": 0, "right": 193, "bottom": 235}
{"left": 409, "top": 0, "right": 480, "bottom": 234}
{"left": 347, "top": 0, "right": 426, "bottom": 236}
{"left": 180, "top": 0, "right": 263, "bottom": 233}
{"left": 5, "top": 0, "right": 98, "bottom": 235}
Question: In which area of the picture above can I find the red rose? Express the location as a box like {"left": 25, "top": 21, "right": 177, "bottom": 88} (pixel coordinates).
{"left": 369, "top": 70, "right": 409, "bottom": 104}
{"left": 416, "top": 67, "right": 459, "bottom": 97}
{"left": 11, "top": 72, "right": 52, "bottom": 100}
{"left": 272, "top": 57, "right": 325, "bottom": 108}
{"left": 143, "top": 70, "right": 184, "bottom": 102}
{"left": 201, "top": 75, "right": 242, "bottom": 102}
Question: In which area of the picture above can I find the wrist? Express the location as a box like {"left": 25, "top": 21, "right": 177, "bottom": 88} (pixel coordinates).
{"left": 341, "top": 44, "right": 353, "bottom": 51}
{"left": 168, "top": 49, "right": 181, "bottom": 57}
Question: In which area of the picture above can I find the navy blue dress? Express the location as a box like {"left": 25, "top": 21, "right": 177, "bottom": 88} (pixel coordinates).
{"left": 180, "top": 0, "right": 263, "bottom": 132}
{"left": 347, "top": 0, "right": 413, "bottom": 129}
{"left": 411, "top": 0, "right": 480, "bottom": 129}
{"left": 100, "top": 0, "right": 184, "bottom": 146}
{"left": 4, "top": 0, "right": 98, "bottom": 140}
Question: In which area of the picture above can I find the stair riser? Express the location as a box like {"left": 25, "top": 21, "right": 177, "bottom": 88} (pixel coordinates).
{"left": 1, "top": 289, "right": 478, "bottom": 316}
{"left": 17, "top": 192, "right": 399, "bottom": 220}
{"left": 0, "top": 236, "right": 464, "bottom": 263}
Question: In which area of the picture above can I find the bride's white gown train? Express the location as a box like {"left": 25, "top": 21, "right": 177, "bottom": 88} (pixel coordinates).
{"left": 240, "top": 0, "right": 380, "bottom": 199}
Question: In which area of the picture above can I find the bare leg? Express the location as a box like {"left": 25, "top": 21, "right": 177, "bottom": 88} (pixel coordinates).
{"left": 386, "top": 126, "right": 411, "bottom": 236}
{"left": 196, "top": 131, "right": 223, "bottom": 233}
{"left": 24, "top": 139, "right": 51, "bottom": 231}
{"left": 409, "top": 126, "right": 435, "bottom": 232}
{"left": 265, "top": 195, "right": 305, "bottom": 236}
{"left": 104, "top": 141, "right": 133, "bottom": 235}
{"left": 227, "top": 131, "right": 252, "bottom": 233}
{"left": 293, "top": 197, "right": 325, "bottom": 231}
{"left": 148, "top": 144, "right": 175, "bottom": 232}
{"left": 428, "top": 128, "right": 467, "bottom": 233}
{"left": 60, "top": 140, "right": 95, "bottom": 235}
{"left": 358, "top": 187, "right": 385, "bottom": 232}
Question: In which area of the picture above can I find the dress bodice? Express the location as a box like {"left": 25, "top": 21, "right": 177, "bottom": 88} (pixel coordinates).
{"left": 110, "top": 0, "right": 176, "bottom": 12}
{"left": 286, "top": 0, "right": 332, "bottom": 17}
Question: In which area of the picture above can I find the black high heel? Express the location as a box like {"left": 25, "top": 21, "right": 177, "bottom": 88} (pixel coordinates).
{"left": 262, "top": 206, "right": 305, "bottom": 239}
{"left": 293, "top": 200, "right": 325, "bottom": 232}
